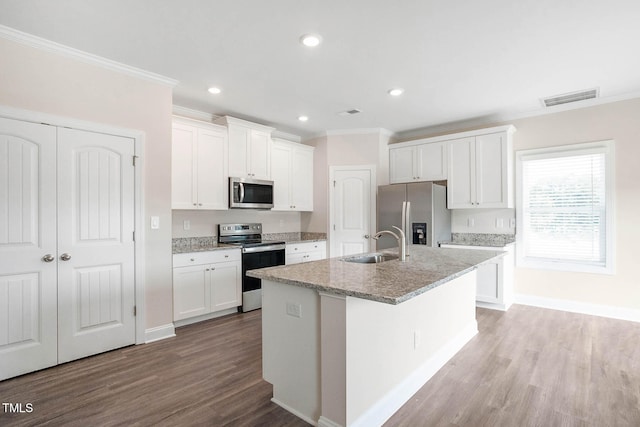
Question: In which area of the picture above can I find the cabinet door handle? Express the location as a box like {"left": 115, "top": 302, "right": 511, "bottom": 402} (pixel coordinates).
{"left": 60, "top": 253, "right": 71, "bottom": 261}
{"left": 42, "top": 254, "right": 55, "bottom": 263}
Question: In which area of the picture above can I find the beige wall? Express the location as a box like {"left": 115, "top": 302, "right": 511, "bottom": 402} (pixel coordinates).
{"left": 409, "top": 98, "right": 640, "bottom": 311}
{"left": 172, "top": 209, "right": 302, "bottom": 237}
{"left": 0, "top": 38, "right": 174, "bottom": 330}
{"left": 509, "top": 99, "right": 640, "bottom": 310}
{"left": 302, "top": 131, "right": 390, "bottom": 234}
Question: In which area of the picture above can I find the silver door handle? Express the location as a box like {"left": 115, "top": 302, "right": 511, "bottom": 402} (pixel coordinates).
{"left": 60, "top": 253, "right": 72, "bottom": 261}
{"left": 42, "top": 254, "right": 55, "bottom": 263}
{"left": 364, "top": 234, "right": 370, "bottom": 239}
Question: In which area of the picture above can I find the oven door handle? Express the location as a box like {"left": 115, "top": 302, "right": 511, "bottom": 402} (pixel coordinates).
{"left": 242, "top": 243, "right": 286, "bottom": 253}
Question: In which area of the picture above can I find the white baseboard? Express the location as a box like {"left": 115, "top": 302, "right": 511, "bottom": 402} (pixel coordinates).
{"left": 173, "top": 308, "right": 239, "bottom": 328}
{"left": 318, "top": 415, "right": 343, "bottom": 427}
{"left": 514, "top": 294, "right": 640, "bottom": 323}
{"left": 144, "top": 324, "right": 176, "bottom": 343}
{"left": 350, "top": 320, "right": 478, "bottom": 427}
{"left": 271, "top": 397, "right": 318, "bottom": 426}
{"left": 476, "top": 300, "right": 511, "bottom": 311}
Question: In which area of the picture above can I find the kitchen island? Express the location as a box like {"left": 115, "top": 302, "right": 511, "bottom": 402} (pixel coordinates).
{"left": 248, "top": 246, "right": 505, "bottom": 427}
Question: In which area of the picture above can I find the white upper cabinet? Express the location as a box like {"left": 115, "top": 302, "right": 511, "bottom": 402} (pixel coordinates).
{"left": 215, "top": 116, "right": 274, "bottom": 180}
{"left": 389, "top": 140, "right": 448, "bottom": 183}
{"left": 271, "top": 139, "right": 314, "bottom": 211}
{"left": 172, "top": 118, "right": 228, "bottom": 210}
{"left": 447, "top": 126, "right": 515, "bottom": 209}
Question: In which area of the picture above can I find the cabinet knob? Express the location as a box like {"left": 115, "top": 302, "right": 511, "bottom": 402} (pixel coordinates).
{"left": 42, "top": 254, "right": 55, "bottom": 263}
{"left": 190, "top": 258, "right": 195, "bottom": 262}
{"left": 193, "top": 203, "right": 197, "bottom": 206}
{"left": 199, "top": 203, "right": 203, "bottom": 206}
{"left": 60, "top": 253, "right": 72, "bottom": 261}
{"left": 224, "top": 254, "right": 229, "bottom": 258}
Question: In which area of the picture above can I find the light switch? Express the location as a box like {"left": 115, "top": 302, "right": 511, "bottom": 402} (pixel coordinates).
{"left": 150, "top": 216, "right": 160, "bottom": 230}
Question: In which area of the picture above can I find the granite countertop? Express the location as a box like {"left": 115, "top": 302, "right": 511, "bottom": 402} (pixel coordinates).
{"left": 172, "top": 237, "right": 238, "bottom": 254}
{"left": 439, "top": 233, "right": 516, "bottom": 248}
{"left": 172, "top": 232, "right": 327, "bottom": 254}
{"left": 263, "top": 232, "right": 327, "bottom": 244}
{"left": 248, "top": 246, "right": 505, "bottom": 305}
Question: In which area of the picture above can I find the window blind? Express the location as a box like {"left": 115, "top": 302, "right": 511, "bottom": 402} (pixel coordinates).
{"left": 521, "top": 152, "right": 606, "bottom": 266}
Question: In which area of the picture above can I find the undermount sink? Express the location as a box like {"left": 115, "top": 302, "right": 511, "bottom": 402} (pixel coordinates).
{"left": 342, "top": 253, "right": 399, "bottom": 264}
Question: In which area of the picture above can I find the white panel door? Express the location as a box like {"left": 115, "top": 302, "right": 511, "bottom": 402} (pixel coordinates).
{"left": 389, "top": 146, "right": 415, "bottom": 184}
{"left": 475, "top": 132, "right": 507, "bottom": 207}
{"left": 331, "top": 169, "right": 372, "bottom": 257}
{"left": 249, "top": 130, "right": 271, "bottom": 180}
{"left": 271, "top": 141, "right": 292, "bottom": 210}
{"left": 210, "top": 262, "right": 241, "bottom": 312}
{"left": 291, "top": 146, "right": 314, "bottom": 211}
{"left": 0, "top": 118, "right": 58, "bottom": 381}
{"left": 197, "top": 127, "right": 228, "bottom": 210}
{"left": 447, "top": 137, "right": 475, "bottom": 208}
{"left": 56, "top": 127, "right": 136, "bottom": 364}
{"left": 171, "top": 123, "right": 197, "bottom": 209}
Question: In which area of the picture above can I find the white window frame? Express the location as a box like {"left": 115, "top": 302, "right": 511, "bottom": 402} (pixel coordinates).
{"left": 515, "top": 140, "right": 615, "bottom": 274}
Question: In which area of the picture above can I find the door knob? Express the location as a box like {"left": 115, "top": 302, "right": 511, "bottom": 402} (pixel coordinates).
{"left": 60, "top": 253, "right": 72, "bottom": 261}
{"left": 42, "top": 254, "right": 55, "bottom": 263}
{"left": 364, "top": 234, "right": 370, "bottom": 239}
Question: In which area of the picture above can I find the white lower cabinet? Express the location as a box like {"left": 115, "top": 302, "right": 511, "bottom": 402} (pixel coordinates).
{"left": 439, "top": 243, "right": 514, "bottom": 311}
{"left": 173, "top": 249, "right": 241, "bottom": 321}
{"left": 285, "top": 241, "right": 327, "bottom": 265}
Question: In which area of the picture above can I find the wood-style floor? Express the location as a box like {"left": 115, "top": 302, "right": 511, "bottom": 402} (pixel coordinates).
{"left": 1, "top": 304, "right": 639, "bottom": 426}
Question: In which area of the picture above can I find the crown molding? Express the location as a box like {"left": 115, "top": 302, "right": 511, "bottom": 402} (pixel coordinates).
{"left": 312, "top": 128, "right": 396, "bottom": 139}
{"left": 172, "top": 105, "right": 217, "bottom": 122}
{"left": 272, "top": 130, "right": 301, "bottom": 142}
{"left": 397, "top": 91, "right": 640, "bottom": 140}
{"left": 0, "top": 24, "right": 179, "bottom": 87}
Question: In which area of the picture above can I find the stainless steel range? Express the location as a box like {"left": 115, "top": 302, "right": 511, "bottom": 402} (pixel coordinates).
{"left": 218, "top": 223, "right": 285, "bottom": 312}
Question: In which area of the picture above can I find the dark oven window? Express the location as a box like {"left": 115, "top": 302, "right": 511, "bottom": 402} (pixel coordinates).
{"left": 242, "top": 249, "right": 285, "bottom": 291}
{"left": 243, "top": 182, "right": 273, "bottom": 204}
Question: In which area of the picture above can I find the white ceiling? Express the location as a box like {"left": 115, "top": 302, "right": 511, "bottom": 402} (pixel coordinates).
{"left": 1, "top": 0, "right": 639, "bottom": 139}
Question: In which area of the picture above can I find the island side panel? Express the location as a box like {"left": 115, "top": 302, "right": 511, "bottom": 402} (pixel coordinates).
{"left": 319, "top": 293, "right": 347, "bottom": 427}
{"left": 262, "top": 280, "right": 321, "bottom": 424}
{"left": 345, "top": 270, "right": 478, "bottom": 426}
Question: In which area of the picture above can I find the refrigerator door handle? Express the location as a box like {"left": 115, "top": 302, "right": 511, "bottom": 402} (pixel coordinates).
{"left": 405, "top": 201, "right": 411, "bottom": 237}
{"left": 401, "top": 201, "right": 407, "bottom": 236}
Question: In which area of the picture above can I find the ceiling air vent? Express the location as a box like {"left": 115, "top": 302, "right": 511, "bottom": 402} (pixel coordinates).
{"left": 541, "top": 88, "right": 599, "bottom": 107}
{"left": 338, "top": 108, "right": 362, "bottom": 116}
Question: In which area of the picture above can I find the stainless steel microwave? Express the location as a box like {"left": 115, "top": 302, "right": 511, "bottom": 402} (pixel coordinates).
{"left": 229, "top": 177, "right": 274, "bottom": 209}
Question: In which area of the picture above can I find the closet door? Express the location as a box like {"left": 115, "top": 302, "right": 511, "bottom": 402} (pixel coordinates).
{"left": 0, "top": 118, "right": 58, "bottom": 380}
{"left": 56, "top": 128, "right": 136, "bottom": 363}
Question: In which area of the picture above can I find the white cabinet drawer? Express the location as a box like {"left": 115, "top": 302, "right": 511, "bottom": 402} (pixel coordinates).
{"left": 286, "top": 241, "right": 326, "bottom": 255}
{"left": 173, "top": 249, "right": 241, "bottom": 267}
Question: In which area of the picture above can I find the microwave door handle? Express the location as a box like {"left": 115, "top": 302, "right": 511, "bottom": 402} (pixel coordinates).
{"left": 239, "top": 182, "right": 245, "bottom": 203}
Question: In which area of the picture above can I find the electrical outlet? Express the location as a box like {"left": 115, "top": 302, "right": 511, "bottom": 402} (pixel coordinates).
{"left": 286, "top": 302, "right": 302, "bottom": 318}
{"left": 467, "top": 217, "right": 475, "bottom": 228}
{"left": 150, "top": 216, "right": 160, "bottom": 229}
{"left": 510, "top": 218, "right": 516, "bottom": 228}
{"left": 183, "top": 220, "right": 190, "bottom": 230}
{"left": 495, "top": 218, "right": 504, "bottom": 228}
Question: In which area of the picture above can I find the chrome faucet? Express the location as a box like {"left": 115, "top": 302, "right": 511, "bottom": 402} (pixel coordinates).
{"left": 373, "top": 226, "right": 406, "bottom": 261}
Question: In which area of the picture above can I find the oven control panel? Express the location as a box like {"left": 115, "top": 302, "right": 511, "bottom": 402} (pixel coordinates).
{"left": 219, "top": 223, "right": 262, "bottom": 236}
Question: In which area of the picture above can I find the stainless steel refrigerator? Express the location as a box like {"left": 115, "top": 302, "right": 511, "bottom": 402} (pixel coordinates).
{"left": 376, "top": 182, "right": 451, "bottom": 250}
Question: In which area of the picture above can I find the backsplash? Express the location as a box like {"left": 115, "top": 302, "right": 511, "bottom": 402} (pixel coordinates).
{"left": 263, "top": 232, "right": 327, "bottom": 242}
{"left": 450, "top": 233, "right": 515, "bottom": 246}
{"left": 172, "top": 236, "right": 219, "bottom": 252}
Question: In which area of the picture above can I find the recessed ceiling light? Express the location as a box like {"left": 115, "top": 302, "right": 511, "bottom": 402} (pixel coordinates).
{"left": 388, "top": 88, "right": 404, "bottom": 96}
{"left": 300, "top": 34, "right": 322, "bottom": 47}
{"left": 208, "top": 87, "right": 221, "bottom": 94}
{"left": 298, "top": 115, "right": 309, "bottom": 122}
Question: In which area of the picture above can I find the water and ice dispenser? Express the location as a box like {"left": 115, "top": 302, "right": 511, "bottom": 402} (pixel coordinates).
{"left": 412, "top": 222, "right": 427, "bottom": 245}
